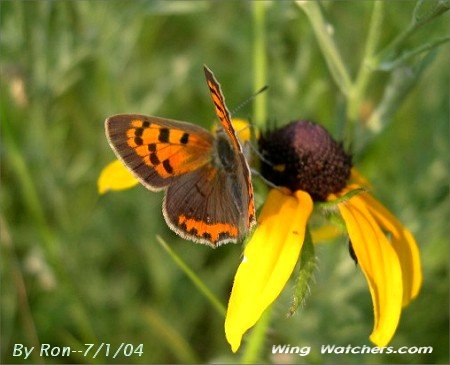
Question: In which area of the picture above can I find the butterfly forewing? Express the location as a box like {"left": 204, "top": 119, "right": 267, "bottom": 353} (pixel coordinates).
{"left": 203, "top": 66, "right": 242, "bottom": 152}
{"left": 203, "top": 66, "right": 256, "bottom": 231}
{"left": 106, "top": 114, "right": 214, "bottom": 191}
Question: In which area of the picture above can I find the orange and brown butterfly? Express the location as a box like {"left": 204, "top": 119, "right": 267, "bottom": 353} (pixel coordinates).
{"left": 105, "top": 66, "right": 256, "bottom": 247}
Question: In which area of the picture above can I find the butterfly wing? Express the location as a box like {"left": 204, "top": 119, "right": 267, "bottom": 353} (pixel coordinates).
{"left": 163, "top": 164, "right": 246, "bottom": 247}
{"left": 105, "top": 67, "right": 256, "bottom": 247}
{"left": 203, "top": 66, "right": 241, "bottom": 151}
{"left": 105, "top": 114, "right": 214, "bottom": 191}
{"left": 203, "top": 66, "right": 256, "bottom": 230}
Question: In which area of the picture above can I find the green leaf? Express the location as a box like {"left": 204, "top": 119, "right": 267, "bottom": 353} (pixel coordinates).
{"left": 288, "top": 228, "right": 316, "bottom": 317}
{"left": 413, "top": 0, "right": 450, "bottom": 26}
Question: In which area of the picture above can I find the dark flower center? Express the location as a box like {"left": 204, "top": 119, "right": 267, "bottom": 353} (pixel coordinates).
{"left": 258, "top": 120, "right": 352, "bottom": 201}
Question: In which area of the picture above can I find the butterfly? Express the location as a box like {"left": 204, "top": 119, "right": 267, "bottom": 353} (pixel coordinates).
{"left": 105, "top": 66, "right": 256, "bottom": 247}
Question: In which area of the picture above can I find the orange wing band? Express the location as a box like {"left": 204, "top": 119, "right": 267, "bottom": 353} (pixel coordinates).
{"left": 178, "top": 214, "right": 238, "bottom": 244}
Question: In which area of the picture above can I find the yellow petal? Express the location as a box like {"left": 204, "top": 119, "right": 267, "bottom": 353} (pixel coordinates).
{"left": 337, "top": 195, "right": 403, "bottom": 347}
{"left": 97, "top": 160, "right": 139, "bottom": 194}
{"left": 233, "top": 118, "right": 255, "bottom": 142}
{"left": 360, "top": 193, "right": 422, "bottom": 306}
{"left": 225, "top": 189, "right": 313, "bottom": 352}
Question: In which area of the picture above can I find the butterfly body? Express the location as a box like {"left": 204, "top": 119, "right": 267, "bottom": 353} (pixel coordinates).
{"left": 105, "top": 66, "right": 255, "bottom": 247}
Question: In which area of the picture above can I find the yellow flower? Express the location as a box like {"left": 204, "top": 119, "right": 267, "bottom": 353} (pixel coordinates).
{"left": 225, "top": 121, "right": 422, "bottom": 352}
{"left": 99, "top": 116, "right": 422, "bottom": 352}
{"left": 98, "top": 159, "right": 139, "bottom": 194}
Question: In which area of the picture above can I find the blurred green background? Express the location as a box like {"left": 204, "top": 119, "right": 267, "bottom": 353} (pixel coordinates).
{"left": 1, "top": 1, "right": 448, "bottom": 364}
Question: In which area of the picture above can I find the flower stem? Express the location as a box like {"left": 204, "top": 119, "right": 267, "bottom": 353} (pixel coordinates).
{"left": 240, "top": 306, "right": 272, "bottom": 364}
{"left": 239, "top": 4, "right": 271, "bottom": 363}
{"left": 155, "top": 235, "right": 226, "bottom": 317}
{"left": 252, "top": 0, "right": 267, "bottom": 127}
{"left": 377, "top": 35, "right": 450, "bottom": 71}
{"left": 297, "top": 1, "right": 352, "bottom": 97}
{"left": 347, "top": 1, "right": 384, "bottom": 124}
{"left": 375, "top": 0, "right": 450, "bottom": 63}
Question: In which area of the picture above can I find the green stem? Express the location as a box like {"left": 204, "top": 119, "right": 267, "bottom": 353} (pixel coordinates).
{"left": 374, "top": 0, "right": 450, "bottom": 63}
{"left": 252, "top": 1, "right": 267, "bottom": 126}
{"left": 297, "top": 1, "right": 353, "bottom": 96}
{"left": 365, "top": 48, "right": 437, "bottom": 140}
{"left": 377, "top": 35, "right": 450, "bottom": 71}
{"left": 142, "top": 307, "right": 200, "bottom": 363}
{"left": 347, "top": 1, "right": 384, "bottom": 123}
{"left": 156, "top": 236, "right": 226, "bottom": 317}
{"left": 238, "top": 4, "right": 271, "bottom": 363}
{"left": 240, "top": 306, "right": 272, "bottom": 364}
{"left": 378, "top": 24, "right": 416, "bottom": 62}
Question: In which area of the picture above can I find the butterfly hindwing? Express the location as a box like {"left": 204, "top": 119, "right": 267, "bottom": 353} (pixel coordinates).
{"left": 163, "top": 164, "right": 245, "bottom": 246}
{"left": 106, "top": 114, "right": 214, "bottom": 191}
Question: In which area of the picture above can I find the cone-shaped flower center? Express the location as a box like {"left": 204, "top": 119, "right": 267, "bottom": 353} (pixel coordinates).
{"left": 258, "top": 121, "right": 352, "bottom": 201}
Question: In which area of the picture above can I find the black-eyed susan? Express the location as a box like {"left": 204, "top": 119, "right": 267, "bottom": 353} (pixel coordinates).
{"left": 225, "top": 120, "right": 422, "bottom": 352}
{"left": 99, "top": 118, "right": 422, "bottom": 353}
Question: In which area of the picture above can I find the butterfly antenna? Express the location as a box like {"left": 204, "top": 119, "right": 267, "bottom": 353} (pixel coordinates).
{"left": 232, "top": 120, "right": 275, "bottom": 167}
{"left": 246, "top": 141, "right": 275, "bottom": 166}
{"left": 230, "top": 85, "right": 269, "bottom": 116}
{"left": 229, "top": 85, "right": 274, "bottom": 166}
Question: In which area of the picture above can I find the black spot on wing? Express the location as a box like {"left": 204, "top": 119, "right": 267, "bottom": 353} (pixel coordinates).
{"left": 162, "top": 159, "right": 173, "bottom": 174}
{"left": 150, "top": 153, "right": 160, "bottom": 165}
{"left": 159, "top": 128, "right": 170, "bottom": 143}
{"left": 180, "top": 132, "right": 189, "bottom": 144}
